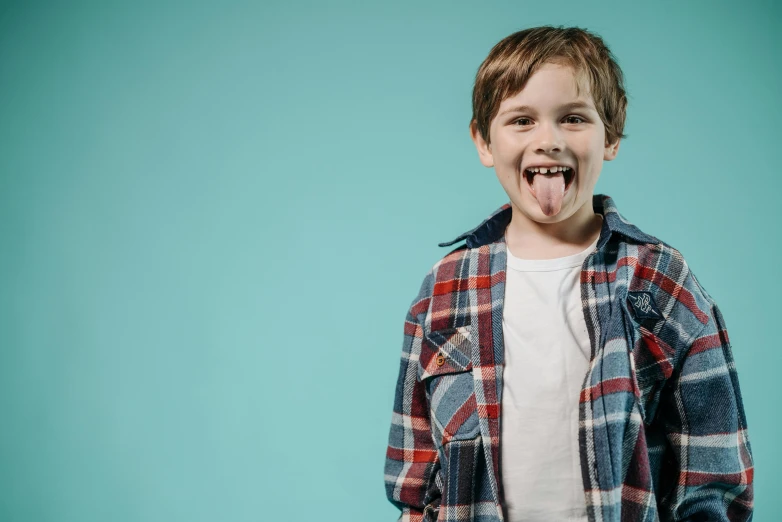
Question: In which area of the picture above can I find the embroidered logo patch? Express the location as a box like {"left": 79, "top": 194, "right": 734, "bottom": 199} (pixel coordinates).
{"left": 627, "top": 291, "right": 663, "bottom": 320}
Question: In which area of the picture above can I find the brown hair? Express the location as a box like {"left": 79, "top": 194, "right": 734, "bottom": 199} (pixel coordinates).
{"left": 471, "top": 25, "right": 628, "bottom": 147}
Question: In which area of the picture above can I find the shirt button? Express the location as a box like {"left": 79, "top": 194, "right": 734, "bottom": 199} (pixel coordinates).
{"left": 436, "top": 354, "right": 445, "bottom": 366}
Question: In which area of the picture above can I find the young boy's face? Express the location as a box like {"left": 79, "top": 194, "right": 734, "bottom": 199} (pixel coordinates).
{"left": 471, "top": 61, "right": 619, "bottom": 224}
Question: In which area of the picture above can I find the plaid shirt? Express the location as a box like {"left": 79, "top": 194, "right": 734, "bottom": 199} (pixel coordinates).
{"left": 384, "top": 194, "right": 754, "bottom": 522}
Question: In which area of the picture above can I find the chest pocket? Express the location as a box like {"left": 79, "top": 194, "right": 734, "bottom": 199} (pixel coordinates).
{"left": 417, "top": 326, "right": 480, "bottom": 447}
{"left": 629, "top": 317, "right": 674, "bottom": 427}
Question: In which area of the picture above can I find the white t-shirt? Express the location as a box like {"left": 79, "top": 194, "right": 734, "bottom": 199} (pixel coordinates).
{"left": 500, "top": 232, "right": 600, "bottom": 522}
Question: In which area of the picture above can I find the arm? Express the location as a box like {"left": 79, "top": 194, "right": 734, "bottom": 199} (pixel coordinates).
{"left": 384, "top": 275, "right": 442, "bottom": 522}
{"left": 659, "top": 280, "right": 754, "bottom": 521}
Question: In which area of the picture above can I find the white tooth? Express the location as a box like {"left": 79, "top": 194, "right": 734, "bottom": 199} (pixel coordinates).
{"left": 541, "top": 168, "right": 549, "bottom": 174}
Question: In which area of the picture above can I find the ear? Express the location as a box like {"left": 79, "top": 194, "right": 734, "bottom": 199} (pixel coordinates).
{"left": 470, "top": 120, "right": 494, "bottom": 168}
{"left": 604, "top": 137, "right": 620, "bottom": 161}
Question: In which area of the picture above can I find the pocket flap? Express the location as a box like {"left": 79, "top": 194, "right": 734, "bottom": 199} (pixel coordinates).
{"left": 634, "top": 324, "right": 674, "bottom": 384}
{"left": 418, "top": 326, "right": 473, "bottom": 381}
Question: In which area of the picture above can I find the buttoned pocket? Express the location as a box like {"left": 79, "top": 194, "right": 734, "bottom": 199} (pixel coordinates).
{"left": 624, "top": 291, "right": 676, "bottom": 427}
{"left": 418, "top": 326, "right": 480, "bottom": 446}
{"left": 631, "top": 321, "right": 674, "bottom": 426}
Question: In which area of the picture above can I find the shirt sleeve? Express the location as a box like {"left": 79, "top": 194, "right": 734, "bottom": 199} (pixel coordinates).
{"left": 384, "top": 274, "right": 442, "bottom": 522}
{"left": 658, "top": 279, "right": 754, "bottom": 521}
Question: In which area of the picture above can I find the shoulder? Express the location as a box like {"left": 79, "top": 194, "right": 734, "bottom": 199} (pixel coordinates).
{"left": 627, "top": 237, "right": 717, "bottom": 359}
{"left": 638, "top": 237, "right": 715, "bottom": 311}
{"left": 406, "top": 242, "right": 487, "bottom": 324}
{"left": 408, "top": 244, "right": 470, "bottom": 306}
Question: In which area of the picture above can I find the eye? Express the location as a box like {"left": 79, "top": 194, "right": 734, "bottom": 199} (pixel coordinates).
{"left": 512, "top": 117, "right": 533, "bottom": 126}
{"left": 564, "top": 115, "right": 585, "bottom": 124}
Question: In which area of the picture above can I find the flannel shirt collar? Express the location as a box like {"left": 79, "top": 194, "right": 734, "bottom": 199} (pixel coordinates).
{"left": 437, "top": 193, "right": 660, "bottom": 249}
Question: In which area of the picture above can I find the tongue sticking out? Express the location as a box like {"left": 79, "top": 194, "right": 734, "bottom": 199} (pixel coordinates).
{"left": 531, "top": 172, "right": 565, "bottom": 216}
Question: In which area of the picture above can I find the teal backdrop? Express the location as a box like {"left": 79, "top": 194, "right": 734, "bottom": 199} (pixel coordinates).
{"left": 1, "top": 1, "right": 778, "bottom": 520}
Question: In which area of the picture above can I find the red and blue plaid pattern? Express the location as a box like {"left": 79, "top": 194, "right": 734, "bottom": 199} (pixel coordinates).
{"left": 384, "top": 194, "right": 754, "bottom": 522}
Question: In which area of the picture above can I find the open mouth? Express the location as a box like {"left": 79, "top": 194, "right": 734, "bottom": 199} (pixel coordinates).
{"left": 523, "top": 167, "right": 575, "bottom": 191}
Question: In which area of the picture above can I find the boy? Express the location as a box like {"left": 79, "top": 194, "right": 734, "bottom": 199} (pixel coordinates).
{"left": 383, "top": 26, "right": 754, "bottom": 522}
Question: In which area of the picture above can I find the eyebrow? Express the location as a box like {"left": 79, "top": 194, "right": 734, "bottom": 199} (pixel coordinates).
{"left": 499, "top": 101, "right": 594, "bottom": 116}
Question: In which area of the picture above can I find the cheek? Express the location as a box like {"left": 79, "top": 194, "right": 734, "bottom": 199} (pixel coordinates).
{"left": 494, "top": 142, "right": 523, "bottom": 167}
{"left": 495, "top": 169, "right": 520, "bottom": 194}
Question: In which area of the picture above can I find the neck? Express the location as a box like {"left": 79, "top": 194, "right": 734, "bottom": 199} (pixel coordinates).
{"left": 504, "top": 200, "right": 603, "bottom": 260}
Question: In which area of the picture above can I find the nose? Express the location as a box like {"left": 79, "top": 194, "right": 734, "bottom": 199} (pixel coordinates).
{"left": 534, "top": 121, "right": 563, "bottom": 153}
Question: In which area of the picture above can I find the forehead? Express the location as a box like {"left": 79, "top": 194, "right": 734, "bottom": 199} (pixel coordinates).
{"left": 498, "top": 61, "right": 596, "bottom": 111}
